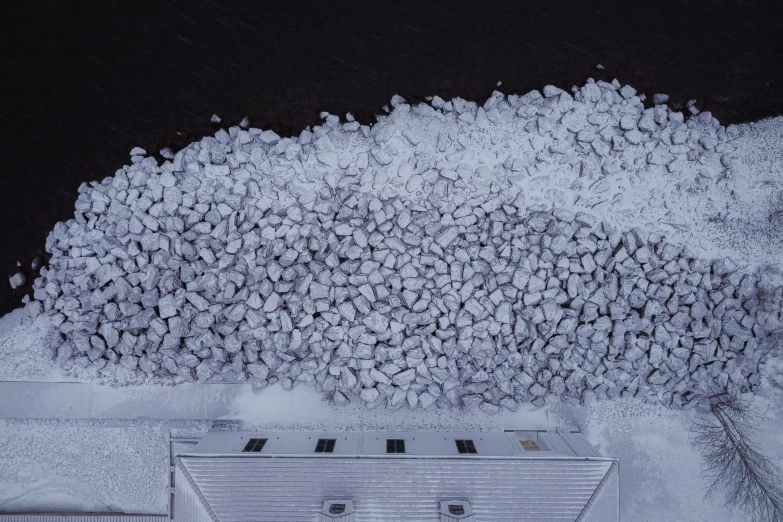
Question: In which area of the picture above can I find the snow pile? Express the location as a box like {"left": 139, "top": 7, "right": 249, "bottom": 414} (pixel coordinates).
{"left": 24, "top": 78, "right": 780, "bottom": 412}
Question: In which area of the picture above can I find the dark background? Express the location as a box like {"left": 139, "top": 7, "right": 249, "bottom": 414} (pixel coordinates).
{"left": 2, "top": 0, "right": 782, "bottom": 316}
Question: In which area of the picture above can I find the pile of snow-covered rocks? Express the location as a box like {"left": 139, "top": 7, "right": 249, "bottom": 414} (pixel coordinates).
{"left": 24, "top": 79, "right": 773, "bottom": 413}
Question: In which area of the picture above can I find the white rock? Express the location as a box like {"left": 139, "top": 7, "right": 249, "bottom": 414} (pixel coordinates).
{"left": 363, "top": 311, "right": 389, "bottom": 334}
{"left": 653, "top": 93, "right": 670, "bottom": 105}
{"left": 619, "top": 85, "right": 637, "bottom": 99}
{"left": 260, "top": 130, "right": 281, "bottom": 144}
{"left": 287, "top": 206, "right": 303, "bottom": 222}
{"left": 435, "top": 226, "right": 459, "bottom": 247}
{"left": 334, "top": 223, "right": 353, "bottom": 236}
{"left": 338, "top": 301, "right": 356, "bottom": 321}
{"left": 360, "top": 387, "right": 380, "bottom": 403}
{"left": 25, "top": 76, "right": 764, "bottom": 415}
{"left": 512, "top": 269, "right": 531, "bottom": 290}
{"left": 158, "top": 294, "right": 178, "bottom": 319}
{"left": 479, "top": 402, "right": 501, "bottom": 415}
{"left": 369, "top": 368, "right": 391, "bottom": 385}
{"left": 310, "top": 282, "right": 330, "bottom": 300}
{"left": 9, "top": 272, "right": 26, "bottom": 289}
{"left": 527, "top": 275, "right": 546, "bottom": 293}
{"left": 495, "top": 302, "right": 512, "bottom": 324}
{"left": 352, "top": 228, "right": 369, "bottom": 248}
{"left": 624, "top": 345, "right": 644, "bottom": 362}
{"left": 185, "top": 292, "right": 209, "bottom": 312}
{"left": 406, "top": 389, "right": 419, "bottom": 408}
{"left": 392, "top": 369, "right": 416, "bottom": 386}
{"left": 333, "top": 391, "right": 349, "bottom": 405}
{"left": 464, "top": 299, "right": 484, "bottom": 317}
{"left": 619, "top": 115, "right": 637, "bottom": 131}
{"left": 340, "top": 367, "right": 358, "bottom": 388}
{"left": 199, "top": 248, "right": 216, "bottom": 264}
{"left": 500, "top": 397, "right": 518, "bottom": 411}
{"left": 419, "top": 391, "right": 436, "bottom": 408}
{"left": 648, "top": 146, "right": 674, "bottom": 165}
{"left": 263, "top": 292, "right": 280, "bottom": 313}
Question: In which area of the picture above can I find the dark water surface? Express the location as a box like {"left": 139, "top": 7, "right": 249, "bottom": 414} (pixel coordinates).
{"left": 2, "top": 0, "right": 782, "bottom": 314}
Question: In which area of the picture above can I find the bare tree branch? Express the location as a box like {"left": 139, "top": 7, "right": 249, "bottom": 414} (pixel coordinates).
{"left": 690, "top": 390, "right": 783, "bottom": 522}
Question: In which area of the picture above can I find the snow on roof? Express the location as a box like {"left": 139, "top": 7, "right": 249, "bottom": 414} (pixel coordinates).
{"left": 174, "top": 430, "right": 618, "bottom": 521}
{"left": 183, "top": 429, "right": 604, "bottom": 458}
{"left": 0, "top": 513, "right": 169, "bottom": 522}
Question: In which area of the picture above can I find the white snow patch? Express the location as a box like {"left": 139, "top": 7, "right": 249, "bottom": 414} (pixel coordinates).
{"left": 0, "top": 312, "right": 65, "bottom": 382}
{"left": 556, "top": 360, "right": 783, "bottom": 522}
{"left": 0, "top": 420, "right": 170, "bottom": 513}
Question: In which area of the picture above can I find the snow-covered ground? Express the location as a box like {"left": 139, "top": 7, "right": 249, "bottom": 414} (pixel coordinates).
{"left": 1, "top": 80, "right": 782, "bottom": 520}
{"left": 2, "top": 304, "right": 783, "bottom": 520}
{"left": 0, "top": 419, "right": 172, "bottom": 513}
{"left": 2, "top": 376, "right": 781, "bottom": 520}
{"left": 565, "top": 377, "right": 783, "bottom": 522}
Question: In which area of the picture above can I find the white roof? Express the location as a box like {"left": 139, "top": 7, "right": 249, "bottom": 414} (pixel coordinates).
{"left": 175, "top": 430, "right": 618, "bottom": 521}
{"left": 0, "top": 513, "right": 169, "bottom": 522}
{"left": 186, "top": 429, "right": 603, "bottom": 458}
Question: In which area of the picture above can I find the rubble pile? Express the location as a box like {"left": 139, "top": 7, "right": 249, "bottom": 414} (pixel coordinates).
{"left": 24, "top": 79, "right": 771, "bottom": 412}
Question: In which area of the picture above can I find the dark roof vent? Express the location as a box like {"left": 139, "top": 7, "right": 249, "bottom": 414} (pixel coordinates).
{"left": 440, "top": 500, "right": 474, "bottom": 521}
{"left": 315, "top": 438, "right": 336, "bottom": 453}
{"left": 242, "top": 438, "right": 267, "bottom": 452}
{"left": 386, "top": 439, "right": 406, "bottom": 453}
{"left": 320, "top": 500, "right": 354, "bottom": 521}
{"left": 455, "top": 439, "right": 477, "bottom": 454}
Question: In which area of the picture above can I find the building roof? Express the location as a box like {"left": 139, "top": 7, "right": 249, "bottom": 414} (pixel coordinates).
{"left": 0, "top": 513, "right": 169, "bottom": 522}
{"left": 174, "top": 430, "right": 619, "bottom": 521}
{"left": 184, "top": 429, "right": 604, "bottom": 458}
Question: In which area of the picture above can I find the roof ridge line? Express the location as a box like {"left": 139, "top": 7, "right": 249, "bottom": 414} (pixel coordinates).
{"left": 178, "top": 454, "right": 617, "bottom": 461}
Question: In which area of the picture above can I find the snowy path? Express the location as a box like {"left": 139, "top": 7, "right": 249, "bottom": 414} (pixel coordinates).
{"left": 0, "top": 379, "right": 553, "bottom": 430}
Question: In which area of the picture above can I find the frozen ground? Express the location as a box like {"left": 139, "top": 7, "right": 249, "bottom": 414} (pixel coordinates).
{"left": 1, "top": 81, "right": 782, "bottom": 520}
{"left": 2, "top": 295, "right": 783, "bottom": 520}
{"left": 0, "top": 419, "right": 171, "bottom": 513}
{"left": 566, "top": 372, "right": 783, "bottom": 522}
{"left": 2, "top": 366, "right": 781, "bottom": 521}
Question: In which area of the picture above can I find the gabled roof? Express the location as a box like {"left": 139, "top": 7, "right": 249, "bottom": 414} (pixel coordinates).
{"left": 175, "top": 430, "right": 618, "bottom": 522}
